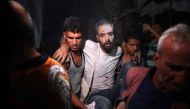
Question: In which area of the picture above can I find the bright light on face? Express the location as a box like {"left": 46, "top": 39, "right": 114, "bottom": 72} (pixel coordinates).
{"left": 96, "top": 24, "right": 114, "bottom": 53}
{"left": 64, "top": 31, "right": 82, "bottom": 51}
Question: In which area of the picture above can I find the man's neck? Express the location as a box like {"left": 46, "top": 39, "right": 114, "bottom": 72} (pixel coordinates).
{"left": 70, "top": 49, "right": 82, "bottom": 56}
{"left": 70, "top": 50, "right": 83, "bottom": 66}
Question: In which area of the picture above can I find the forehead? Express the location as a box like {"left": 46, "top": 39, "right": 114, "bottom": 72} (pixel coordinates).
{"left": 127, "top": 38, "right": 140, "bottom": 43}
{"left": 97, "top": 24, "right": 113, "bottom": 33}
{"left": 163, "top": 36, "right": 190, "bottom": 51}
{"left": 161, "top": 37, "right": 190, "bottom": 66}
{"left": 65, "top": 31, "right": 82, "bottom": 37}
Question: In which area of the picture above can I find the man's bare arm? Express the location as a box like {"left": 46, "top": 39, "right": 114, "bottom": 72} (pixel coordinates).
{"left": 72, "top": 93, "right": 87, "bottom": 109}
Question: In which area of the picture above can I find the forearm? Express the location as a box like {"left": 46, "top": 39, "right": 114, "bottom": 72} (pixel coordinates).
{"left": 72, "top": 93, "right": 87, "bottom": 109}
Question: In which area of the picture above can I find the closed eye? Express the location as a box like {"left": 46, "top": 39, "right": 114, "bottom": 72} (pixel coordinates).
{"left": 167, "top": 63, "right": 182, "bottom": 72}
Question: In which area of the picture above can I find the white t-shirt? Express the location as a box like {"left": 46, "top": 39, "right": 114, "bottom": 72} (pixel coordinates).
{"left": 83, "top": 40, "right": 122, "bottom": 93}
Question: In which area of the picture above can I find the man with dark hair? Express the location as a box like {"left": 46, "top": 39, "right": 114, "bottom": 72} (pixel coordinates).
{"left": 122, "top": 31, "right": 142, "bottom": 66}
{"left": 118, "top": 31, "right": 144, "bottom": 94}
{"left": 4, "top": 1, "right": 72, "bottom": 109}
{"left": 54, "top": 16, "right": 87, "bottom": 109}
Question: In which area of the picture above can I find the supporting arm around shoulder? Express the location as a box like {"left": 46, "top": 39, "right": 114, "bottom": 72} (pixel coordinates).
{"left": 53, "top": 42, "right": 69, "bottom": 64}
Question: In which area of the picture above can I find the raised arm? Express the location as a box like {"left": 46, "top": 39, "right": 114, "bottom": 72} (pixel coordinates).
{"left": 143, "top": 23, "right": 162, "bottom": 40}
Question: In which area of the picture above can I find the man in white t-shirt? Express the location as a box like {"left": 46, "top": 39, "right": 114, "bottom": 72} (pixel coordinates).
{"left": 53, "top": 19, "right": 122, "bottom": 109}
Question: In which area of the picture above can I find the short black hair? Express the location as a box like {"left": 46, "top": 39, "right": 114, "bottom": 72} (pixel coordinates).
{"left": 124, "top": 31, "right": 141, "bottom": 42}
{"left": 95, "top": 18, "right": 114, "bottom": 34}
{"left": 63, "top": 16, "right": 84, "bottom": 34}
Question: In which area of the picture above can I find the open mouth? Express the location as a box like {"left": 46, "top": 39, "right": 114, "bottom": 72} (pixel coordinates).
{"left": 71, "top": 46, "right": 78, "bottom": 50}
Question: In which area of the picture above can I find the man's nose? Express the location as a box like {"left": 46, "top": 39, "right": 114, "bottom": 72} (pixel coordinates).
{"left": 105, "top": 34, "right": 110, "bottom": 41}
{"left": 133, "top": 46, "right": 137, "bottom": 50}
{"left": 73, "top": 39, "right": 77, "bottom": 44}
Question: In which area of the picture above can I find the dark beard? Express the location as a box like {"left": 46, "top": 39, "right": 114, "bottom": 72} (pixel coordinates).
{"left": 100, "top": 42, "right": 113, "bottom": 53}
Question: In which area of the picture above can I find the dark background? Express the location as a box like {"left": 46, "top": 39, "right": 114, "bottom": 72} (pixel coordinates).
{"left": 17, "top": 0, "right": 190, "bottom": 56}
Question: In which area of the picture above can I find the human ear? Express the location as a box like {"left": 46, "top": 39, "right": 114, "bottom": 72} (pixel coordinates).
{"left": 153, "top": 52, "right": 159, "bottom": 65}
{"left": 96, "top": 35, "right": 99, "bottom": 41}
{"left": 60, "top": 32, "right": 66, "bottom": 45}
{"left": 63, "top": 32, "right": 66, "bottom": 37}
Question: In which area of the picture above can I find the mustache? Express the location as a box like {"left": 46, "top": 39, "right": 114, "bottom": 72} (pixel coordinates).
{"left": 104, "top": 41, "right": 112, "bottom": 45}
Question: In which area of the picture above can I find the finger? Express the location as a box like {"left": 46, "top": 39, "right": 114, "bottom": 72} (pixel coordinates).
{"left": 56, "top": 55, "right": 63, "bottom": 63}
{"left": 60, "top": 54, "right": 67, "bottom": 64}
{"left": 52, "top": 51, "right": 59, "bottom": 59}
{"left": 53, "top": 54, "right": 61, "bottom": 62}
